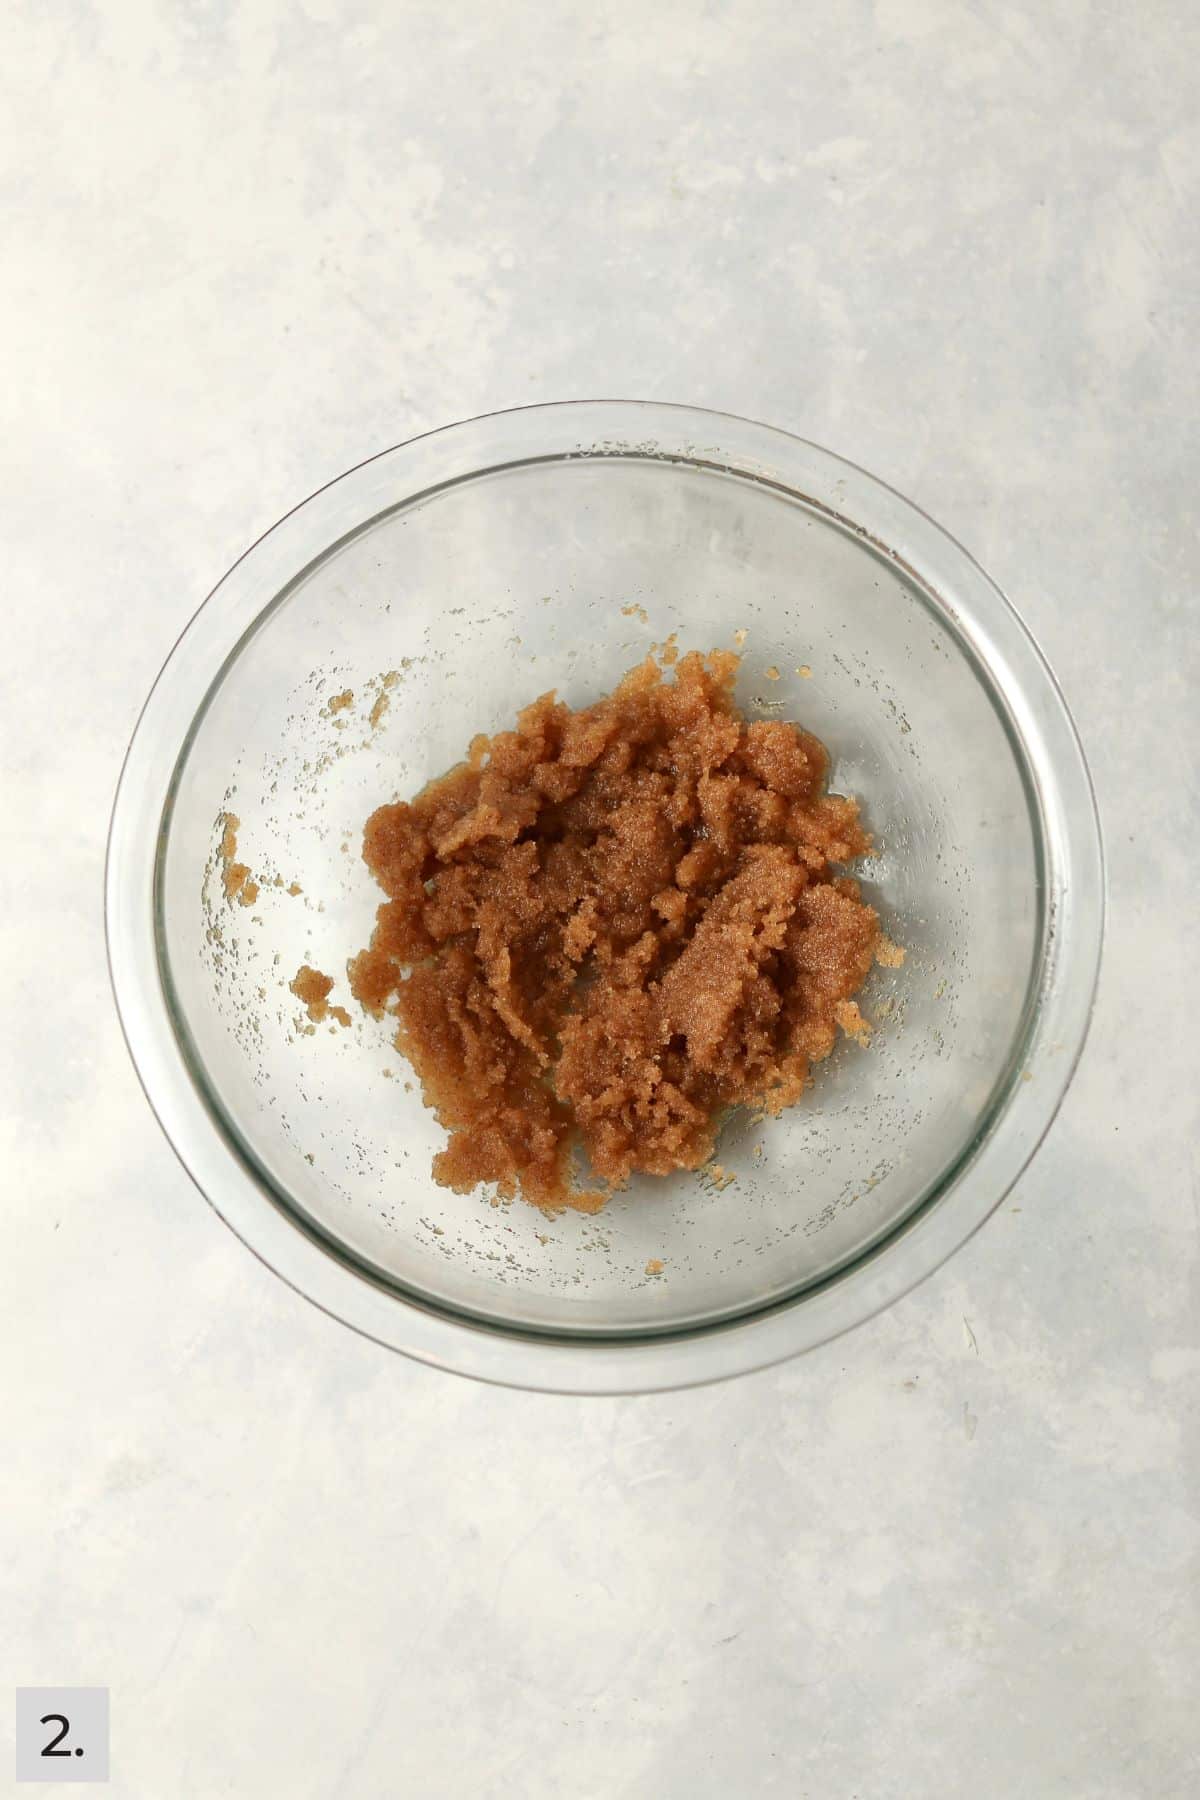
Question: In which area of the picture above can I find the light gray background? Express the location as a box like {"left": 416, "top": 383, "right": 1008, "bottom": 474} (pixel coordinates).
{"left": 2, "top": 2, "right": 1197, "bottom": 1795}
{"left": 14, "top": 1691, "right": 109, "bottom": 1784}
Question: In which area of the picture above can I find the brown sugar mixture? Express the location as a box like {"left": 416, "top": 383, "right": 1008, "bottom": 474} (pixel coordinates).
{"left": 349, "top": 650, "right": 887, "bottom": 1212}
{"left": 290, "top": 964, "right": 352, "bottom": 1027}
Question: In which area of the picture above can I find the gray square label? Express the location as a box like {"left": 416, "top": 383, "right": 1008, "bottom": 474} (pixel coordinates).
{"left": 15, "top": 1690, "right": 109, "bottom": 1783}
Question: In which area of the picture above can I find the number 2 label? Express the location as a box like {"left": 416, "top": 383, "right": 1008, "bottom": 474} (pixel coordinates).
{"left": 15, "top": 1688, "right": 109, "bottom": 1783}
{"left": 40, "top": 1712, "right": 76, "bottom": 1756}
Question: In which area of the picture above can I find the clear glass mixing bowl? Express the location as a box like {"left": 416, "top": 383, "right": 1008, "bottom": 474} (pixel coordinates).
{"left": 106, "top": 402, "right": 1103, "bottom": 1392}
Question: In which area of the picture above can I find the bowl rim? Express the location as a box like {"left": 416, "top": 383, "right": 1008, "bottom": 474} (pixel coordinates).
{"left": 105, "top": 399, "right": 1105, "bottom": 1393}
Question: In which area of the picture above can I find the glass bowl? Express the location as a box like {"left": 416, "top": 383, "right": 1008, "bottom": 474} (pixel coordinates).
{"left": 106, "top": 401, "right": 1103, "bottom": 1392}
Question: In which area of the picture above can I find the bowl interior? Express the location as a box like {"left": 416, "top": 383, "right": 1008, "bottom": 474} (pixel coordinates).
{"left": 159, "top": 453, "right": 1040, "bottom": 1337}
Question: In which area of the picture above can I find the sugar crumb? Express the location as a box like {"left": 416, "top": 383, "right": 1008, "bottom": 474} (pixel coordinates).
{"left": 289, "top": 964, "right": 336, "bottom": 1023}
{"left": 835, "top": 999, "right": 871, "bottom": 1044}
{"left": 218, "top": 813, "right": 259, "bottom": 907}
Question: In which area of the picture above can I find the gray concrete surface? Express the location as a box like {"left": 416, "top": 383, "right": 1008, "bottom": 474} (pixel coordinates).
{"left": 2, "top": 1, "right": 1197, "bottom": 1794}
